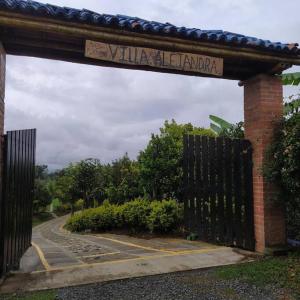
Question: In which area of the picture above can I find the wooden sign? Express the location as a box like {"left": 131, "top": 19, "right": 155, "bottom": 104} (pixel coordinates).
{"left": 85, "top": 40, "right": 223, "bottom": 77}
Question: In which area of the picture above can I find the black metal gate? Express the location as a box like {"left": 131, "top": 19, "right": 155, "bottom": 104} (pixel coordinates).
{"left": 0, "top": 129, "right": 36, "bottom": 277}
{"left": 183, "top": 135, "right": 255, "bottom": 251}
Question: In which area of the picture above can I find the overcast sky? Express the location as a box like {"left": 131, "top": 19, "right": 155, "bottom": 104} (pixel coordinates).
{"left": 5, "top": 0, "right": 300, "bottom": 170}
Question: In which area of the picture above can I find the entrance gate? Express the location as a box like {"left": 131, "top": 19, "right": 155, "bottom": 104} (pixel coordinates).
{"left": 0, "top": 129, "right": 36, "bottom": 277}
{"left": 183, "top": 135, "right": 255, "bottom": 251}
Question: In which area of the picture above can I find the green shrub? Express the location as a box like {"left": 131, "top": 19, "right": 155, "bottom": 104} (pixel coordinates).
{"left": 89, "top": 205, "right": 116, "bottom": 231}
{"left": 65, "top": 209, "right": 93, "bottom": 232}
{"left": 113, "top": 204, "right": 125, "bottom": 228}
{"left": 147, "top": 199, "right": 183, "bottom": 233}
{"left": 65, "top": 198, "right": 183, "bottom": 234}
{"left": 122, "top": 198, "right": 151, "bottom": 231}
{"left": 54, "top": 203, "right": 71, "bottom": 216}
{"left": 264, "top": 113, "right": 300, "bottom": 239}
{"left": 74, "top": 199, "right": 84, "bottom": 211}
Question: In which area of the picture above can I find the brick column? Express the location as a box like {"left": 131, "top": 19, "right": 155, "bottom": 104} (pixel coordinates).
{"left": 244, "top": 74, "right": 286, "bottom": 253}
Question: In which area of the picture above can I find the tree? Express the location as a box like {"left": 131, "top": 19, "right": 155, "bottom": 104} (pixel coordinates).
{"left": 138, "top": 119, "right": 215, "bottom": 200}
{"left": 33, "top": 165, "right": 52, "bottom": 213}
{"left": 54, "top": 165, "right": 78, "bottom": 214}
{"left": 105, "top": 154, "right": 141, "bottom": 204}
{"left": 72, "top": 159, "right": 104, "bottom": 208}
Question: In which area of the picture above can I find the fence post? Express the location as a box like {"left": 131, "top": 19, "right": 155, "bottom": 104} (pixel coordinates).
{"left": 0, "top": 43, "right": 5, "bottom": 278}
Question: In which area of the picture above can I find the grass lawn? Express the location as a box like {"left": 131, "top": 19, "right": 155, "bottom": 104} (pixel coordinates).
{"left": 216, "top": 250, "right": 300, "bottom": 298}
{"left": 1, "top": 290, "right": 56, "bottom": 300}
{"left": 32, "top": 212, "right": 54, "bottom": 228}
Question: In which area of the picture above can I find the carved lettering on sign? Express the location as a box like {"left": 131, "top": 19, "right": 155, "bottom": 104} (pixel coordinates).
{"left": 85, "top": 40, "right": 223, "bottom": 77}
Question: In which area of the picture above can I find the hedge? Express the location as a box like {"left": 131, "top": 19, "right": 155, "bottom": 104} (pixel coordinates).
{"left": 264, "top": 113, "right": 300, "bottom": 240}
{"left": 65, "top": 198, "right": 183, "bottom": 234}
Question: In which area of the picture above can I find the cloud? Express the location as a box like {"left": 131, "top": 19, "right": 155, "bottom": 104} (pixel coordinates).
{"left": 4, "top": 0, "right": 300, "bottom": 170}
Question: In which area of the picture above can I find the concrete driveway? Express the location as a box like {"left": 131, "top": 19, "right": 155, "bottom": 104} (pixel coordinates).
{"left": 0, "top": 216, "right": 253, "bottom": 293}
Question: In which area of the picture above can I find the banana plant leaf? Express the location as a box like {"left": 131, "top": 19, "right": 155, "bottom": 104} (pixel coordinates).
{"left": 281, "top": 72, "right": 300, "bottom": 86}
{"left": 209, "top": 115, "right": 232, "bottom": 130}
{"left": 210, "top": 123, "right": 222, "bottom": 134}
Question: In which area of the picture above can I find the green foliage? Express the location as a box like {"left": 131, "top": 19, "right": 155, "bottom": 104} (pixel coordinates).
{"left": 74, "top": 199, "right": 85, "bottom": 211}
{"left": 264, "top": 113, "right": 300, "bottom": 239}
{"left": 37, "top": 120, "right": 215, "bottom": 209}
{"left": 138, "top": 119, "right": 215, "bottom": 200}
{"left": 122, "top": 198, "right": 151, "bottom": 231}
{"left": 284, "top": 94, "right": 300, "bottom": 117}
{"left": 105, "top": 154, "right": 141, "bottom": 204}
{"left": 33, "top": 165, "right": 52, "bottom": 213}
{"left": 147, "top": 199, "right": 183, "bottom": 233}
{"left": 2, "top": 290, "right": 57, "bottom": 300}
{"left": 66, "top": 199, "right": 183, "bottom": 234}
{"left": 209, "top": 115, "right": 231, "bottom": 131}
{"left": 53, "top": 165, "right": 77, "bottom": 213}
{"left": 72, "top": 158, "right": 104, "bottom": 207}
{"left": 32, "top": 212, "right": 54, "bottom": 227}
{"left": 209, "top": 115, "right": 244, "bottom": 138}
{"left": 281, "top": 72, "right": 300, "bottom": 86}
{"left": 216, "top": 252, "right": 300, "bottom": 297}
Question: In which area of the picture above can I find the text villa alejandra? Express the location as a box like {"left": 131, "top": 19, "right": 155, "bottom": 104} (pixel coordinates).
{"left": 85, "top": 40, "right": 223, "bottom": 77}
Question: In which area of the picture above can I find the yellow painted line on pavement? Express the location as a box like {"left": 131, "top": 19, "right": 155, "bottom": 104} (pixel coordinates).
{"left": 77, "top": 251, "right": 121, "bottom": 259}
{"left": 31, "top": 246, "right": 226, "bottom": 274}
{"left": 31, "top": 242, "right": 52, "bottom": 271}
{"left": 93, "top": 235, "right": 177, "bottom": 254}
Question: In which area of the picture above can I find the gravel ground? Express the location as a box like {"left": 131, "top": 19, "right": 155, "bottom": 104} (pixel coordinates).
{"left": 56, "top": 269, "right": 284, "bottom": 300}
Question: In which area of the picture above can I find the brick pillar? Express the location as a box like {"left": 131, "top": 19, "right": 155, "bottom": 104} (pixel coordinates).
{"left": 244, "top": 74, "right": 286, "bottom": 253}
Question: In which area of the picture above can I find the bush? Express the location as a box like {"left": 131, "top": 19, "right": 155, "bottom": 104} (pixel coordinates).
{"left": 65, "top": 198, "right": 183, "bottom": 234}
{"left": 122, "top": 198, "right": 151, "bottom": 231}
{"left": 147, "top": 199, "right": 183, "bottom": 233}
{"left": 74, "top": 199, "right": 84, "bottom": 211}
{"left": 54, "top": 203, "right": 71, "bottom": 216}
{"left": 65, "top": 209, "right": 93, "bottom": 232}
{"left": 264, "top": 113, "right": 300, "bottom": 239}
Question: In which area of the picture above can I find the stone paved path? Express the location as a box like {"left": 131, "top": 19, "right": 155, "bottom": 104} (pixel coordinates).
{"left": 0, "top": 216, "right": 253, "bottom": 293}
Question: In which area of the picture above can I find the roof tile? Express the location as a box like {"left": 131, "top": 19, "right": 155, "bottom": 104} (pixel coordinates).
{"left": 0, "top": 0, "right": 298, "bottom": 55}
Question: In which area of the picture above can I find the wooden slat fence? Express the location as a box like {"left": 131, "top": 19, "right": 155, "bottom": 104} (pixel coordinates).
{"left": 183, "top": 135, "right": 255, "bottom": 250}
{"left": 0, "top": 129, "right": 36, "bottom": 277}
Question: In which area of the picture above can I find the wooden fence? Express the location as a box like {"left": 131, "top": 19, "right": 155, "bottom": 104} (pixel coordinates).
{"left": 0, "top": 129, "right": 36, "bottom": 277}
{"left": 183, "top": 135, "right": 255, "bottom": 250}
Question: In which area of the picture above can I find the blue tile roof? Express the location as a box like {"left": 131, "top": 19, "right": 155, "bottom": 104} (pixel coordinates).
{"left": 0, "top": 0, "right": 299, "bottom": 55}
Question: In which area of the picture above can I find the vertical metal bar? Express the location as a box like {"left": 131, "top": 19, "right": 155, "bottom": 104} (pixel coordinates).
{"left": 183, "top": 135, "right": 189, "bottom": 233}
{"left": 28, "top": 129, "right": 36, "bottom": 248}
{"left": 14, "top": 130, "right": 21, "bottom": 267}
{"left": 188, "top": 135, "right": 196, "bottom": 234}
{"left": 23, "top": 130, "right": 29, "bottom": 251}
{"left": 209, "top": 137, "right": 217, "bottom": 242}
{"left": 3, "top": 132, "right": 11, "bottom": 275}
{"left": 224, "top": 138, "right": 233, "bottom": 246}
{"left": 24, "top": 130, "right": 29, "bottom": 250}
{"left": 19, "top": 130, "right": 25, "bottom": 259}
{"left": 201, "top": 136, "right": 209, "bottom": 241}
{"left": 0, "top": 133, "right": 7, "bottom": 276}
{"left": 195, "top": 135, "right": 203, "bottom": 239}
{"left": 233, "top": 139, "right": 243, "bottom": 248}
{"left": 216, "top": 137, "right": 225, "bottom": 243}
